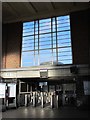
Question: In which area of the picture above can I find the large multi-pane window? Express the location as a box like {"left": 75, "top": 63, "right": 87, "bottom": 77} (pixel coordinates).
{"left": 21, "top": 15, "right": 72, "bottom": 67}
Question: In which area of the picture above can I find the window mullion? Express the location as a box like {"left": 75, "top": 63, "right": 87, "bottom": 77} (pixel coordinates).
{"left": 38, "top": 20, "right": 40, "bottom": 65}
{"left": 51, "top": 18, "right": 53, "bottom": 65}
{"left": 34, "top": 21, "right": 35, "bottom": 66}
{"left": 55, "top": 17, "right": 58, "bottom": 64}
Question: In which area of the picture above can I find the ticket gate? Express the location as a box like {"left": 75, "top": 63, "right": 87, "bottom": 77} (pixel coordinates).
{"left": 46, "top": 92, "right": 59, "bottom": 108}
{"left": 32, "top": 92, "right": 37, "bottom": 107}
{"left": 23, "top": 91, "right": 61, "bottom": 109}
{"left": 41, "top": 92, "right": 60, "bottom": 108}
{"left": 42, "top": 92, "right": 53, "bottom": 108}
{"left": 25, "top": 94, "right": 28, "bottom": 107}
{"left": 24, "top": 92, "right": 38, "bottom": 107}
{"left": 50, "top": 93, "right": 54, "bottom": 108}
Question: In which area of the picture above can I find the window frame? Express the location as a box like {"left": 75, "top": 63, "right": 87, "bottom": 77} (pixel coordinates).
{"left": 21, "top": 15, "right": 73, "bottom": 67}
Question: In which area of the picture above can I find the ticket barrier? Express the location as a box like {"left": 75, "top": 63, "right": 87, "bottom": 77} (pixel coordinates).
{"left": 32, "top": 92, "right": 42, "bottom": 107}
{"left": 25, "top": 94, "right": 28, "bottom": 107}
{"left": 24, "top": 91, "right": 60, "bottom": 109}
{"left": 54, "top": 95, "right": 60, "bottom": 108}
{"left": 41, "top": 92, "right": 59, "bottom": 108}
{"left": 41, "top": 92, "right": 44, "bottom": 108}
{"left": 24, "top": 92, "right": 46, "bottom": 108}
{"left": 44, "top": 92, "right": 60, "bottom": 108}
{"left": 32, "top": 92, "right": 37, "bottom": 107}
{"left": 24, "top": 92, "right": 37, "bottom": 107}
{"left": 50, "top": 93, "right": 54, "bottom": 108}
{"left": 40, "top": 92, "right": 59, "bottom": 109}
{"left": 29, "top": 92, "right": 42, "bottom": 107}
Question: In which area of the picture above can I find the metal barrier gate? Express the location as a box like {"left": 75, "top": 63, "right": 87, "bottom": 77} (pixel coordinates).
{"left": 24, "top": 91, "right": 60, "bottom": 109}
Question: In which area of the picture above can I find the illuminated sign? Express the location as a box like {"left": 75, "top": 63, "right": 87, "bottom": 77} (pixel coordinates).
{"left": 8, "top": 83, "right": 16, "bottom": 97}
{"left": 0, "top": 83, "right": 6, "bottom": 98}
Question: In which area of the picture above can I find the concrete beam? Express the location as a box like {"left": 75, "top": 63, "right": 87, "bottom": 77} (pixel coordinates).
{"left": 1, "top": 65, "right": 89, "bottom": 79}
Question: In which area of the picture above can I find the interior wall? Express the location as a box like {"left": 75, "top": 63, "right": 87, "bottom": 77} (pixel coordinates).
{"left": 2, "top": 9, "right": 89, "bottom": 69}
{"left": 2, "top": 22, "right": 22, "bottom": 68}
{"left": 70, "top": 9, "right": 89, "bottom": 65}
{"left": 2, "top": 24, "right": 7, "bottom": 68}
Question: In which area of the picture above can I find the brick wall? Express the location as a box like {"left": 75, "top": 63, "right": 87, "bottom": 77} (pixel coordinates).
{"left": 2, "top": 24, "right": 7, "bottom": 68}
{"left": 2, "top": 22, "right": 22, "bottom": 68}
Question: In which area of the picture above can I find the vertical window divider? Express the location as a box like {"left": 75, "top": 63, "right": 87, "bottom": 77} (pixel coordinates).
{"left": 55, "top": 17, "right": 58, "bottom": 64}
{"left": 38, "top": 20, "right": 40, "bottom": 65}
{"left": 51, "top": 18, "right": 53, "bottom": 65}
{"left": 69, "top": 16, "right": 73, "bottom": 64}
{"left": 34, "top": 21, "right": 35, "bottom": 66}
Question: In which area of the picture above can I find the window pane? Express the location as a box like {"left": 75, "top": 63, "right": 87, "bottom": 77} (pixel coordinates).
{"left": 22, "top": 51, "right": 35, "bottom": 66}
{"left": 58, "top": 42, "right": 71, "bottom": 47}
{"left": 35, "top": 21, "right": 38, "bottom": 35}
{"left": 39, "top": 33, "right": 51, "bottom": 40}
{"left": 39, "top": 18, "right": 51, "bottom": 34}
{"left": 57, "top": 31, "right": 71, "bottom": 38}
{"left": 40, "top": 55, "right": 52, "bottom": 64}
{"left": 57, "top": 15, "right": 69, "bottom": 21}
{"left": 23, "top": 22, "right": 34, "bottom": 36}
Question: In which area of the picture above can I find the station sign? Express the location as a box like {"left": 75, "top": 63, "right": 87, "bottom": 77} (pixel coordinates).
{"left": 39, "top": 69, "right": 48, "bottom": 78}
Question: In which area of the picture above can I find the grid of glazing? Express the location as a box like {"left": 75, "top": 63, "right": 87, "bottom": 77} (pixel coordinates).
{"left": 21, "top": 15, "right": 72, "bottom": 67}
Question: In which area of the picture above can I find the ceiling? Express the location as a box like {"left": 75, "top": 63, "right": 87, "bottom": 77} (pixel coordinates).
{"left": 2, "top": 2, "right": 89, "bottom": 23}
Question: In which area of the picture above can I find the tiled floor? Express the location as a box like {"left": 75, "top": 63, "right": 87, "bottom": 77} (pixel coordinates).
{"left": 2, "top": 106, "right": 89, "bottom": 118}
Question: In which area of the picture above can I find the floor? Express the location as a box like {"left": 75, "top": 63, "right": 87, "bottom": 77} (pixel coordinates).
{"left": 1, "top": 105, "right": 89, "bottom": 119}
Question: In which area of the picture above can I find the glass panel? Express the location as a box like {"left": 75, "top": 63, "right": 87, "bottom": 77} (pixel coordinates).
{"left": 40, "top": 49, "right": 52, "bottom": 54}
{"left": 23, "top": 22, "right": 34, "bottom": 36}
{"left": 52, "top": 18, "right": 56, "bottom": 32}
{"left": 22, "top": 36, "right": 34, "bottom": 45}
{"left": 35, "top": 21, "right": 38, "bottom": 35}
{"left": 39, "top": 18, "right": 51, "bottom": 34}
{"left": 58, "top": 47, "right": 72, "bottom": 53}
{"left": 58, "top": 42, "right": 71, "bottom": 47}
{"left": 40, "top": 55, "right": 52, "bottom": 64}
{"left": 35, "top": 54, "right": 39, "bottom": 66}
{"left": 39, "top": 33, "right": 51, "bottom": 42}
{"left": 58, "top": 38, "right": 71, "bottom": 43}
{"left": 35, "top": 42, "right": 38, "bottom": 49}
{"left": 39, "top": 18, "right": 51, "bottom": 24}
{"left": 39, "top": 37, "right": 51, "bottom": 42}
{"left": 58, "top": 60, "right": 72, "bottom": 64}
{"left": 57, "top": 31, "right": 71, "bottom": 36}
{"left": 57, "top": 15, "right": 69, "bottom": 22}
{"left": 40, "top": 44, "right": 51, "bottom": 49}
{"left": 53, "top": 49, "right": 57, "bottom": 61}
{"left": 22, "top": 44, "right": 34, "bottom": 51}
{"left": 57, "top": 15, "right": 70, "bottom": 31}
{"left": 39, "top": 33, "right": 51, "bottom": 49}
{"left": 53, "top": 40, "right": 56, "bottom": 48}
{"left": 22, "top": 52, "right": 34, "bottom": 62}
{"left": 57, "top": 26, "right": 70, "bottom": 31}
{"left": 58, "top": 51, "right": 72, "bottom": 56}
